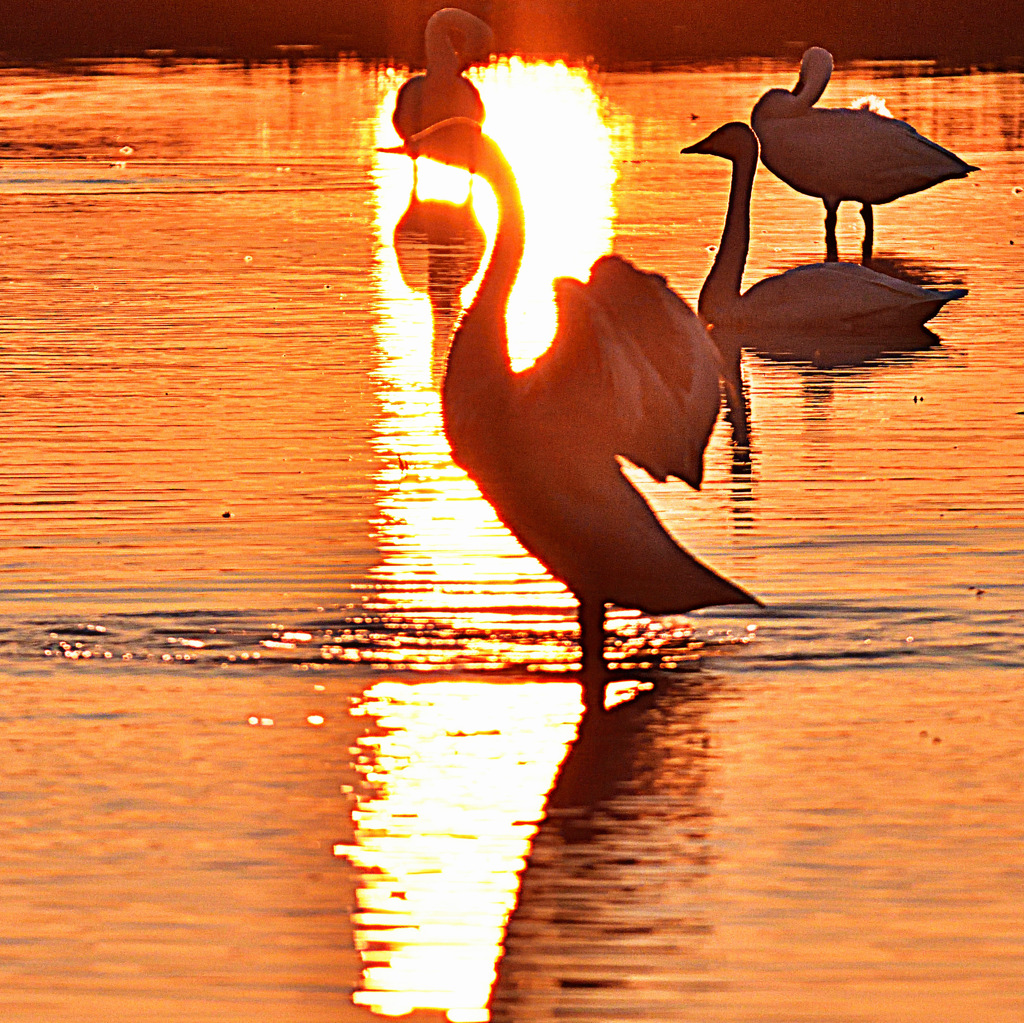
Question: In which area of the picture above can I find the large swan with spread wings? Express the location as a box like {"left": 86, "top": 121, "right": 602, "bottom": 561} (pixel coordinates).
{"left": 751, "top": 46, "right": 978, "bottom": 262}
{"left": 383, "top": 119, "right": 758, "bottom": 712}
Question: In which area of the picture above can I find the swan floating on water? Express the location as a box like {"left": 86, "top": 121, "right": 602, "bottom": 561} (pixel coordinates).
{"left": 383, "top": 118, "right": 758, "bottom": 712}
{"left": 751, "top": 46, "right": 978, "bottom": 262}
{"left": 681, "top": 121, "right": 967, "bottom": 330}
{"left": 392, "top": 7, "right": 493, "bottom": 190}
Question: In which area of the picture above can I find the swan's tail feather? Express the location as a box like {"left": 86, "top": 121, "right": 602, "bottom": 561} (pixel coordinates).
{"left": 609, "top": 544, "right": 761, "bottom": 616}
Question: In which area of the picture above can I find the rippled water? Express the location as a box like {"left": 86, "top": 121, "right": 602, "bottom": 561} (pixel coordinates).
{"left": 1, "top": 57, "right": 1022, "bottom": 1022}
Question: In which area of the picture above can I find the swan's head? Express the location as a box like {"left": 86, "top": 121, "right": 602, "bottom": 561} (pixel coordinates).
{"left": 426, "top": 7, "right": 494, "bottom": 71}
{"left": 793, "top": 46, "right": 833, "bottom": 105}
{"left": 752, "top": 46, "right": 833, "bottom": 121}
{"left": 681, "top": 121, "right": 758, "bottom": 163}
{"left": 379, "top": 117, "right": 486, "bottom": 171}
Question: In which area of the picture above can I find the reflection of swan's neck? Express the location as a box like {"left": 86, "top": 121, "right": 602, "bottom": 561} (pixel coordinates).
{"left": 456, "top": 138, "right": 525, "bottom": 372}
{"left": 700, "top": 142, "right": 755, "bottom": 320}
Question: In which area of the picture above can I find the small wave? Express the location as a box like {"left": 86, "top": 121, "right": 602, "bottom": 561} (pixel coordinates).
{"left": 15, "top": 604, "right": 755, "bottom": 678}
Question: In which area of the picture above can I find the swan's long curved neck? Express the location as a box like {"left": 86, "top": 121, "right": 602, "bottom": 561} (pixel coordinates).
{"left": 425, "top": 8, "right": 491, "bottom": 76}
{"left": 425, "top": 27, "right": 460, "bottom": 77}
{"left": 700, "top": 144, "right": 755, "bottom": 316}
{"left": 454, "top": 138, "right": 525, "bottom": 373}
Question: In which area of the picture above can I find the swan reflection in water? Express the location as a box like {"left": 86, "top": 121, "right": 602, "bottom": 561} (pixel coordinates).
{"left": 713, "top": 321, "right": 943, "bottom": 453}
{"left": 489, "top": 676, "right": 718, "bottom": 1020}
{"left": 393, "top": 192, "right": 487, "bottom": 380}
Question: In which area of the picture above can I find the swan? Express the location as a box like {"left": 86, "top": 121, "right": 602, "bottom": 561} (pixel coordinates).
{"left": 383, "top": 118, "right": 758, "bottom": 712}
{"left": 751, "top": 46, "right": 978, "bottom": 262}
{"left": 681, "top": 122, "right": 967, "bottom": 330}
{"left": 392, "top": 7, "right": 493, "bottom": 188}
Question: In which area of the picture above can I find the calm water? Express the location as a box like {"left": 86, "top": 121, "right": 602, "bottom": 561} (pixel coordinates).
{"left": 0, "top": 57, "right": 1022, "bottom": 1023}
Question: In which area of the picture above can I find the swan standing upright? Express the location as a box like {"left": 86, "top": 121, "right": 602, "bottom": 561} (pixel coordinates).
{"left": 681, "top": 122, "right": 967, "bottom": 330}
{"left": 751, "top": 46, "right": 978, "bottom": 262}
{"left": 384, "top": 119, "right": 758, "bottom": 712}
{"left": 392, "top": 7, "right": 493, "bottom": 189}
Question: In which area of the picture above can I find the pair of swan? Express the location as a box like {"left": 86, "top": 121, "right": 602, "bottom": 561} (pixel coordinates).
{"left": 682, "top": 121, "right": 967, "bottom": 330}
{"left": 752, "top": 46, "right": 978, "bottom": 262}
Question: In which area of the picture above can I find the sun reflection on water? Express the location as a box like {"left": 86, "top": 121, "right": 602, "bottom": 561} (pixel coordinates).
{"left": 366, "top": 59, "right": 621, "bottom": 665}
{"left": 338, "top": 679, "right": 581, "bottom": 1021}
{"left": 345, "top": 59, "right": 622, "bottom": 1022}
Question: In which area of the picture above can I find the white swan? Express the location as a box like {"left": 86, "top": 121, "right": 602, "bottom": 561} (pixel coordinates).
{"left": 384, "top": 119, "right": 758, "bottom": 712}
{"left": 681, "top": 121, "right": 967, "bottom": 330}
{"left": 392, "top": 9, "right": 493, "bottom": 148}
{"left": 751, "top": 46, "right": 978, "bottom": 261}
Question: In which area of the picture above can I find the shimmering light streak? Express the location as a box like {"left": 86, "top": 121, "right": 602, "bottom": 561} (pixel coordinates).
{"left": 339, "top": 680, "right": 580, "bottom": 1021}
{"left": 367, "top": 60, "right": 621, "bottom": 664}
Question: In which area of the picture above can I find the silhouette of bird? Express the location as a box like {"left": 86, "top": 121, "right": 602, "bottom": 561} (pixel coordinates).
{"left": 392, "top": 7, "right": 493, "bottom": 191}
{"left": 751, "top": 47, "right": 978, "bottom": 262}
{"left": 383, "top": 119, "right": 758, "bottom": 712}
{"left": 681, "top": 122, "right": 967, "bottom": 330}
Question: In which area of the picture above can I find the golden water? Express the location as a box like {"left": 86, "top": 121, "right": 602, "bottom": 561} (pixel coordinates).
{"left": 0, "top": 57, "right": 1022, "bottom": 1022}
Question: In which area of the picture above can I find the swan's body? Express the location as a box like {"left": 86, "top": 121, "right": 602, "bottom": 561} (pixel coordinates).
{"left": 392, "top": 9, "right": 492, "bottom": 147}
{"left": 751, "top": 47, "right": 978, "bottom": 261}
{"left": 681, "top": 122, "right": 967, "bottom": 330}
{"left": 389, "top": 119, "right": 758, "bottom": 711}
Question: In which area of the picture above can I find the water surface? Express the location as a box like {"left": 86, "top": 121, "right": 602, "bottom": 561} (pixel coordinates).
{"left": 0, "top": 56, "right": 1022, "bottom": 1023}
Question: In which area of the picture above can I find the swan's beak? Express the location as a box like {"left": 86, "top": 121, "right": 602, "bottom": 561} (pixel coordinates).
{"left": 680, "top": 140, "right": 707, "bottom": 155}
{"left": 377, "top": 144, "right": 410, "bottom": 156}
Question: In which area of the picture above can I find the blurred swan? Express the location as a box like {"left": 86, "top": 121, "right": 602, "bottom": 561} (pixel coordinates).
{"left": 392, "top": 7, "right": 493, "bottom": 189}
{"left": 751, "top": 46, "right": 978, "bottom": 261}
{"left": 681, "top": 122, "right": 967, "bottom": 330}
{"left": 383, "top": 119, "right": 758, "bottom": 712}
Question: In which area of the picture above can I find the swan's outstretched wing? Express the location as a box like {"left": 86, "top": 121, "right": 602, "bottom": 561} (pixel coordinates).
{"left": 522, "top": 255, "right": 722, "bottom": 489}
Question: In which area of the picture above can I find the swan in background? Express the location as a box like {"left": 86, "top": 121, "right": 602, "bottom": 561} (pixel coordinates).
{"left": 751, "top": 46, "right": 978, "bottom": 262}
{"left": 392, "top": 7, "right": 493, "bottom": 189}
{"left": 681, "top": 122, "right": 967, "bottom": 330}
{"left": 382, "top": 119, "right": 758, "bottom": 712}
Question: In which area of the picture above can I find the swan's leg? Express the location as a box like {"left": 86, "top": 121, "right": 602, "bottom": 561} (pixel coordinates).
{"left": 578, "top": 599, "right": 607, "bottom": 714}
{"left": 824, "top": 200, "right": 839, "bottom": 262}
{"left": 860, "top": 203, "right": 874, "bottom": 262}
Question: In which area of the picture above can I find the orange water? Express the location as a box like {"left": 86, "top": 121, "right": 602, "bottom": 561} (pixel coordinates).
{"left": 0, "top": 57, "right": 1021, "bottom": 1023}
